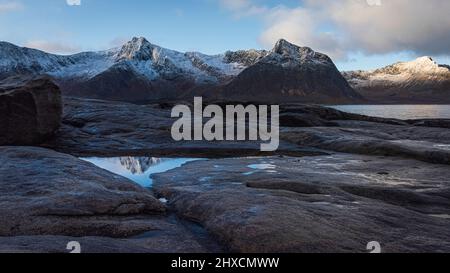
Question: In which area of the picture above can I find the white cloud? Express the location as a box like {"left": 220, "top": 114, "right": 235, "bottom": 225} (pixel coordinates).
{"left": 319, "top": 0, "right": 450, "bottom": 57}
{"left": 25, "top": 40, "right": 81, "bottom": 55}
{"left": 220, "top": 0, "right": 450, "bottom": 60}
{"left": 0, "top": 1, "right": 23, "bottom": 13}
{"left": 66, "top": 0, "right": 81, "bottom": 6}
{"left": 259, "top": 5, "right": 347, "bottom": 59}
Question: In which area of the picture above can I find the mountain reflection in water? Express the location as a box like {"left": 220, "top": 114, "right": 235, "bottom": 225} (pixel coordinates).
{"left": 81, "top": 157, "right": 201, "bottom": 187}
{"left": 119, "top": 157, "right": 166, "bottom": 174}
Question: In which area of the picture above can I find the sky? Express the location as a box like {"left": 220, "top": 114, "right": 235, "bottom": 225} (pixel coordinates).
{"left": 0, "top": 0, "right": 449, "bottom": 71}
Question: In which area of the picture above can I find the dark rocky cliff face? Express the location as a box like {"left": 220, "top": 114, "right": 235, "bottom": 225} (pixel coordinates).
{"left": 0, "top": 77, "right": 62, "bottom": 145}
{"left": 219, "top": 39, "right": 361, "bottom": 103}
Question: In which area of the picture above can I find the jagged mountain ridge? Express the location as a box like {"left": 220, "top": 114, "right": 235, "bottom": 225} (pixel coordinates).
{"left": 0, "top": 37, "right": 248, "bottom": 83}
{"left": 219, "top": 39, "right": 360, "bottom": 103}
{"left": 0, "top": 37, "right": 360, "bottom": 103}
{"left": 343, "top": 57, "right": 450, "bottom": 103}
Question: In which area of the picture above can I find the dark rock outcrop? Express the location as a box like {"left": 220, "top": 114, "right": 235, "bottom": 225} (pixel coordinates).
{"left": 0, "top": 77, "right": 62, "bottom": 145}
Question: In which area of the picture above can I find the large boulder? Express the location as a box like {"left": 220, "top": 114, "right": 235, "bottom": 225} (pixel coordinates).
{"left": 0, "top": 77, "right": 62, "bottom": 145}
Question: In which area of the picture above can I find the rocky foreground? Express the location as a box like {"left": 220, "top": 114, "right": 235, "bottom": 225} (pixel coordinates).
{"left": 153, "top": 154, "right": 450, "bottom": 252}
{"left": 0, "top": 146, "right": 223, "bottom": 253}
{"left": 1, "top": 86, "right": 450, "bottom": 252}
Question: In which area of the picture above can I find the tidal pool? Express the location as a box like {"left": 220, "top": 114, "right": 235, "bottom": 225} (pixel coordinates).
{"left": 80, "top": 157, "right": 201, "bottom": 187}
{"left": 244, "top": 163, "right": 278, "bottom": 175}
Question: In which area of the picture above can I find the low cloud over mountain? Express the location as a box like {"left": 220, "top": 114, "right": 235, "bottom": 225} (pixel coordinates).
{"left": 221, "top": 0, "right": 450, "bottom": 60}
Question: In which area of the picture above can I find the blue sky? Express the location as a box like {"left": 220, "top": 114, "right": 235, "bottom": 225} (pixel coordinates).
{"left": 1, "top": 0, "right": 449, "bottom": 71}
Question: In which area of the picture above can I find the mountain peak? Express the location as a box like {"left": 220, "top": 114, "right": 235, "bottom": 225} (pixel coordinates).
{"left": 129, "top": 37, "right": 151, "bottom": 46}
{"left": 409, "top": 56, "right": 436, "bottom": 66}
{"left": 397, "top": 56, "right": 449, "bottom": 74}
{"left": 116, "top": 37, "right": 154, "bottom": 61}
{"left": 268, "top": 38, "right": 332, "bottom": 67}
{"left": 273, "top": 39, "right": 302, "bottom": 55}
{"left": 274, "top": 38, "right": 291, "bottom": 46}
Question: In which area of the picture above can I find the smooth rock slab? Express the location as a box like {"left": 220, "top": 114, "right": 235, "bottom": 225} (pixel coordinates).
{"left": 153, "top": 154, "right": 450, "bottom": 253}
{"left": 282, "top": 121, "right": 450, "bottom": 165}
{"left": 0, "top": 217, "right": 220, "bottom": 253}
{"left": 0, "top": 146, "right": 166, "bottom": 237}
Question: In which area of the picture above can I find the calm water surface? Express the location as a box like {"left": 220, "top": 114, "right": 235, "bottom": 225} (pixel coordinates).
{"left": 81, "top": 157, "right": 201, "bottom": 187}
{"left": 330, "top": 105, "right": 450, "bottom": 120}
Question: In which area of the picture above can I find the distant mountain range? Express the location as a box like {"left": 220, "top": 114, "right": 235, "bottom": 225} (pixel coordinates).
{"left": 0, "top": 37, "right": 449, "bottom": 104}
{"left": 0, "top": 37, "right": 359, "bottom": 104}
{"left": 343, "top": 57, "right": 450, "bottom": 104}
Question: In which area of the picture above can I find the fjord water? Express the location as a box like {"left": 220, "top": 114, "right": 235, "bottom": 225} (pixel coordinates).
{"left": 330, "top": 105, "right": 450, "bottom": 119}
{"left": 81, "top": 157, "right": 201, "bottom": 187}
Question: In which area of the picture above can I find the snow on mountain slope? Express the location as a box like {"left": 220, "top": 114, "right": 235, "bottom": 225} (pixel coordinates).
{"left": 343, "top": 57, "right": 450, "bottom": 89}
{"left": 49, "top": 50, "right": 117, "bottom": 79}
{"left": 0, "top": 41, "right": 68, "bottom": 74}
{"left": 266, "top": 39, "right": 333, "bottom": 67}
{"left": 0, "top": 37, "right": 252, "bottom": 84}
{"left": 0, "top": 41, "right": 117, "bottom": 80}
{"left": 119, "top": 37, "right": 251, "bottom": 82}
{"left": 0, "top": 36, "right": 340, "bottom": 87}
{"left": 343, "top": 57, "right": 450, "bottom": 103}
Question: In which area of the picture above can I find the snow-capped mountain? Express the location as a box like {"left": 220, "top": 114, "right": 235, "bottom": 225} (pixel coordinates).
{"left": 0, "top": 37, "right": 247, "bottom": 83}
{"left": 220, "top": 39, "right": 360, "bottom": 103}
{"left": 0, "top": 37, "right": 360, "bottom": 103}
{"left": 343, "top": 57, "right": 450, "bottom": 103}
